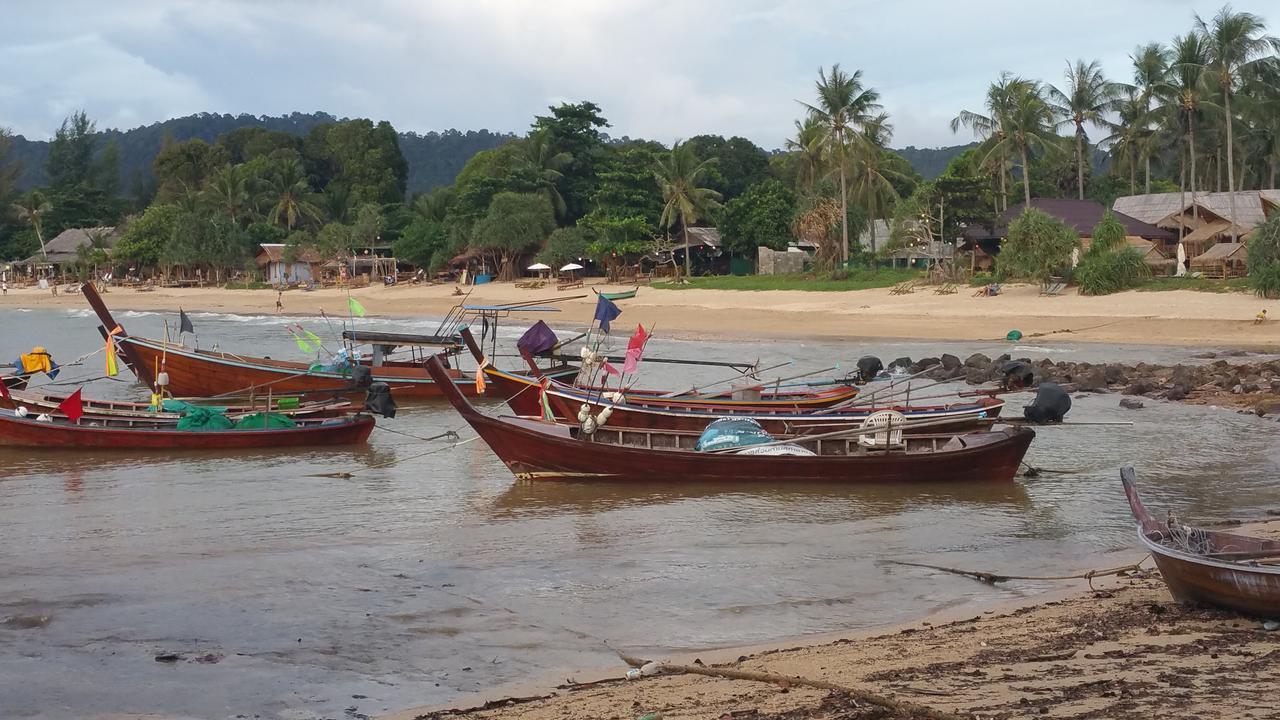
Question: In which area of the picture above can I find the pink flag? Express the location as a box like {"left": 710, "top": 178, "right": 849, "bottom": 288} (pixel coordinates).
{"left": 623, "top": 324, "right": 649, "bottom": 374}
{"left": 601, "top": 361, "right": 621, "bottom": 377}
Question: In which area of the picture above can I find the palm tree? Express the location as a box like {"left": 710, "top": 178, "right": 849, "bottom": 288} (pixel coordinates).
{"left": 848, "top": 114, "right": 913, "bottom": 254}
{"left": 523, "top": 129, "right": 572, "bottom": 220}
{"left": 1158, "top": 33, "right": 1214, "bottom": 238}
{"left": 801, "top": 65, "right": 881, "bottom": 263}
{"left": 1103, "top": 90, "right": 1146, "bottom": 193}
{"left": 653, "top": 141, "right": 723, "bottom": 280}
{"left": 1131, "top": 43, "right": 1171, "bottom": 192}
{"left": 203, "top": 164, "right": 250, "bottom": 226}
{"left": 1195, "top": 6, "right": 1280, "bottom": 242}
{"left": 952, "top": 73, "right": 1037, "bottom": 211}
{"left": 1047, "top": 59, "right": 1124, "bottom": 199}
{"left": 785, "top": 117, "right": 827, "bottom": 193}
{"left": 980, "top": 81, "right": 1060, "bottom": 206}
{"left": 262, "top": 158, "right": 321, "bottom": 231}
{"left": 12, "top": 190, "right": 53, "bottom": 260}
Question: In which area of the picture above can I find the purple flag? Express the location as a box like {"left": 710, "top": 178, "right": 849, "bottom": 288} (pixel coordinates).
{"left": 593, "top": 295, "right": 622, "bottom": 333}
{"left": 517, "top": 321, "right": 559, "bottom": 356}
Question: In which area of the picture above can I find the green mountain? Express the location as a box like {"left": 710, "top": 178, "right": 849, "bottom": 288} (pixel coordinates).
{"left": 10, "top": 112, "right": 516, "bottom": 197}
{"left": 893, "top": 143, "right": 980, "bottom": 179}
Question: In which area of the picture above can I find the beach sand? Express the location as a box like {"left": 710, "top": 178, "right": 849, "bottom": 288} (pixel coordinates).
{"left": 3, "top": 280, "right": 1280, "bottom": 348}
{"left": 392, "top": 522, "right": 1280, "bottom": 720}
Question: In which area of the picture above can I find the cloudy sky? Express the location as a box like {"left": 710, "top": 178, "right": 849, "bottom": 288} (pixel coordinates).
{"left": 0, "top": 0, "right": 1259, "bottom": 149}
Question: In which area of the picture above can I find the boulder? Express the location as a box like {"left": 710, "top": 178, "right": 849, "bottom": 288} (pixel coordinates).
{"left": 964, "top": 367, "right": 989, "bottom": 385}
{"left": 940, "top": 353, "right": 961, "bottom": 371}
{"left": 1104, "top": 364, "right": 1128, "bottom": 385}
{"left": 1076, "top": 366, "right": 1109, "bottom": 393}
{"left": 1171, "top": 365, "right": 1196, "bottom": 388}
{"left": 887, "top": 357, "right": 913, "bottom": 372}
{"left": 1119, "top": 398, "right": 1145, "bottom": 410}
{"left": 964, "top": 352, "right": 992, "bottom": 369}
{"left": 1255, "top": 399, "right": 1280, "bottom": 417}
{"left": 1166, "top": 384, "right": 1189, "bottom": 401}
{"left": 1122, "top": 379, "right": 1158, "bottom": 396}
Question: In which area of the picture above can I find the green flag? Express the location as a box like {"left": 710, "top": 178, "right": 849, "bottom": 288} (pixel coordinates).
{"left": 305, "top": 330, "right": 323, "bottom": 346}
{"left": 348, "top": 298, "right": 366, "bottom": 317}
{"left": 294, "top": 336, "right": 315, "bottom": 353}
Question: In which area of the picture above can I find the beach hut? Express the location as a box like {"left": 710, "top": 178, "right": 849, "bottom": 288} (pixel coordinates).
{"left": 21, "top": 226, "right": 122, "bottom": 274}
{"left": 255, "top": 244, "right": 322, "bottom": 284}
{"left": 1190, "top": 242, "right": 1247, "bottom": 279}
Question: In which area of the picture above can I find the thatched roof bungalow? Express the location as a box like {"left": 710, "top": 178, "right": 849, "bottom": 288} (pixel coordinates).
{"left": 255, "top": 244, "right": 323, "bottom": 284}
{"left": 1190, "top": 242, "right": 1247, "bottom": 279}
{"left": 1113, "top": 190, "right": 1280, "bottom": 248}
{"left": 21, "top": 226, "right": 122, "bottom": 268}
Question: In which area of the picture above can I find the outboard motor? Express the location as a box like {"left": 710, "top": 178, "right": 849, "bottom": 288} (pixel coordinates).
{"left": 1000, "top": 360, "right": 1036, "bottom": 390}
{"left": 364, "top": 381, "right": 397, "bottom": 418}
{"left": 1023, "top": 382, "right": 1070, "bottom": 423}
{"left": 856, "top": 356, "right": 884, "bottom": 383}
{"left": 349, "top": 364, "right": 374, "bottom": 389}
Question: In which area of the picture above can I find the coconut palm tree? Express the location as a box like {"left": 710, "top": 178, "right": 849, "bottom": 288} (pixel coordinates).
{"left": 203, "top": 164, "right": 250, "bottom": 226}
{"left": 1158, "top": 33, "right": 1214, "bottom": 237}
{"left": 1131, "top": 43, "right": 1171, "bottom": 192}
{"left": 12, "top": 190, "right": 53, "bottom": 260}
{"left": 653, "top": 141, "right": 723, "bottom": 280}
{"left": 523, "top": 129, "right": 573, "bottom": 220}
{"left": 979, "top": 81, "right": 1059, "bottom": 206}
{"left": 1103, "top": 89, "right": 1147, "bottom": 194}
{"left": 848, "top": 114, "right": 913, "bottom": 254}
{"left": 952, "top": 73, "right": 1038, "bottom": 211}
{"left": 801, "top": 65, "right": 881, "bottom": 263}
{"left": 1195, "top": 6, "right": 1280, "bottom": 241}
{"left": 1047, "top": 59, "right": 1125, "bottom": 199}
{"left": 262, "top": 158, "right": 321, "bottom": 231}
{"left": 785, "top": 117, "right": 827, "bottom": 193}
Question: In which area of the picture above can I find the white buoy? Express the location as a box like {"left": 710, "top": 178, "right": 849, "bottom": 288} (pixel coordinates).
{"left": 156, "top": 371, "right": 170, "bottom": 387}
{"left": 14, "top": 406, "right": 29, "bottom": 417}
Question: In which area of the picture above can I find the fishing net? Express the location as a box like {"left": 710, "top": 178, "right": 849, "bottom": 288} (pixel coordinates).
{"left": 175, "top": 406, "right": 235, "bottom": 431}
{"left": 161, "top": 399, "right": 227, "bottom": 414}
{"left": 233, "top": 412, "right": 297, "bottom": 430}
{"left": 695, "top": 418, "right": 774, "bottom": 452}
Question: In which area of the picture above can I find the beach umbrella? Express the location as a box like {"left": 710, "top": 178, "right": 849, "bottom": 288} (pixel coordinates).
{"left": 1176, "top": 243, "right": 1187, "bottom": 277}
{"left": 527, "top": 262, "right": 551, "bottom": 271}
{"left": 560, "top": 263, "right": 584, "bottom": 272}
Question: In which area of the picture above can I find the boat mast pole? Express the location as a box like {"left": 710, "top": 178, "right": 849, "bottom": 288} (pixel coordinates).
{"left": 82, "top": 282, "right": 155, "bottom": 388}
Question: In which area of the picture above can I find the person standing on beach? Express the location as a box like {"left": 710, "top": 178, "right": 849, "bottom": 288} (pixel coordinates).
{"left": 276, "top": 291, "right": 283, "bottom": 314}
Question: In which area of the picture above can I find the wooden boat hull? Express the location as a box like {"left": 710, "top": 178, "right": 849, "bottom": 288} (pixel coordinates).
{"left": 0, "top": 409, "right": 375, "bottom": 449}
{"left": 484, "top": 365, "right": 1002, "bottom": 433}
{"left": 429, "top": 356, "right": 1034, "bottom": 483}
{"left": 120, "top": 336, "right": 475, "bottom": 399}
{"left": 1122, "top": 467, "right": 1280, "bottom": 618}
{"left": 0, "top": 388, "right": 354, "bottom": 420}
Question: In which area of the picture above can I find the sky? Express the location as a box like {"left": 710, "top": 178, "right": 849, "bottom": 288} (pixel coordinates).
{"left": 0, "top": 0, "right": 1261, "bottom": 149}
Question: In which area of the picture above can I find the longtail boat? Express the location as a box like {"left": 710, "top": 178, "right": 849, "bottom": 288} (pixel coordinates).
{"left": 0, "top": 387, "right": 354, "bottom": 420}
{"left": 1121, "top": 467, "right": 1280, "bottom": 618}
{"left": 479, "top": 362, "right": 1003, "bottom": 434}
{"left": 596, "top": 287, "right": 639, "bottom": 301}
{"left": 426, "top": 354, "right": 1033, "bottom": 483}
{"left": 459, "top": 328, "right": 860, "bottom": 416}
{"left": 0, "top": 409, "right": 374, "bottom": 449}
{"left": 80, "top": 283, "right": 577, "bottom": 399}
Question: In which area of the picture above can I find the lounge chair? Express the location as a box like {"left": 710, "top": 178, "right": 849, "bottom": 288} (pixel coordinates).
{"left": 557, "top": 279, "right": 584, "bottom": 291}
{"left": 889, "top": 280, "right": 917, "bottom": 295}
{"left": 933, "top": 282, "right": 957, "bottom": 295}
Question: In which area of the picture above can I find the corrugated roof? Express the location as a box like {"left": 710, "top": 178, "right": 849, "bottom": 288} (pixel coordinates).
{"left": 1114, "top": 190, "right": 1280, "bottom": 228}
{"left": 23, "top": 226, "right": 120, "bottom": 264}
{"left": 964, "top": 198, "right": 1174, "bottom": 242}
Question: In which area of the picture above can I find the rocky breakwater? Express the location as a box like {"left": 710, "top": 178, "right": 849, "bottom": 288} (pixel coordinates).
{"left": 896, "top": 351, "right": 1280, "bottom": 416}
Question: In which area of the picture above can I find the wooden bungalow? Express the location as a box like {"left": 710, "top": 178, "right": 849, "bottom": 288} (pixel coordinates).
{"left": 255, "top": 244, "right": 323, "bottom": 284}
{"left": 1114, "top": 190, "right": 1280, "bottom": 251}
{"left": 21, "top": 226, "right": 122, "bottom": 274}
{"left": 1190, "top": 242, "right": 1247, "bottom": 279}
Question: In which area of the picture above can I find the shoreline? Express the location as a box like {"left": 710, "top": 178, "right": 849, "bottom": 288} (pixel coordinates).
{"left": 391, "top": 521, "right": 1280, "bottom": 720}
{"left": 3, "top": 281, "right": 1280, "bottom": 349}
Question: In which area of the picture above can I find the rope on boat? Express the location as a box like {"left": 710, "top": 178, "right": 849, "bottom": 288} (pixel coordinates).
{"left": 883, "top": 557, "right": 1151, "bottom": 590}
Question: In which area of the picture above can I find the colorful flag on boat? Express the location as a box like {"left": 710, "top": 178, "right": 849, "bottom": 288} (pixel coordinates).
{"left": 348, "top": 297, "right": 366, "bottom": 317}
{"left": 57, "top": 388, "right": 84, "bottom": 422}
{"left": 623, "top": 324, "right": 649, "bottom": 374}
{"left": 179, "top": 308, "right": 195, "bottom": 335}
{"left": 592, "top": 295, "right": 622, "bottom": 333}
{"left": 517, "top": 321, "right": 559, "bottom": 356}
{"left": 0, "top": 378, "right": 9, "bottom": 401}
{"left": 601, "top": 361, "right": 621, "bottom": 377}
{"left": 105, "top": 326, "right": 122, "bottom": 377}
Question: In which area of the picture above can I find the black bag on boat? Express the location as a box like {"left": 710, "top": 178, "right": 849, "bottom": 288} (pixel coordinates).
{"left": 1023, "top": 382, "right": 1070, "bottom": 423}
{"left": 349, "top": 364, "right": 374, "bottom": 389}
{"left": 364, "top": 382, "right": 397, "bottom": 418}
{"left": 1000, "top": 361, "right": 1036, "bottom": 389}
{"left": 856, "top": 356, "right": 884, "bottom": 383}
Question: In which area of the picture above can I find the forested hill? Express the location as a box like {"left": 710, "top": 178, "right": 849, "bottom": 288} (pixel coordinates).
{"left": 894, "top": 143, "right": 980, "bottom": 179}
{"left": 10, "top": 112, "right": 516, "bottom": 196}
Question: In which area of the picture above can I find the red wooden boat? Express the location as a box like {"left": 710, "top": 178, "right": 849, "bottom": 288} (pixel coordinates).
{"left": 0, "top": 408, "right": 374, "bottom": 449}
{"left": 0, "top": 387, "right": 354, "bottom": 420}
{"left": 459, "top": 328, "right": 861, "bottom": 416}
{"left": 426, "top": 355, "right": 1033, "bottom": 483}
{"left": 80, "top": 283, "right": 577, "bottom": 400}
{"left": 479, "top": 362, "right": 1003, "bottom": 434}
{"left": 1122, "top": 467, "right": 1280, "bottom": 618}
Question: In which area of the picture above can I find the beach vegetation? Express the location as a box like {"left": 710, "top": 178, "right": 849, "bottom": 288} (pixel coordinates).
{"left": 654, "top": 141, "right": 723, "bottom": 279}
{"left": 653, "top": 267, "right": 917, "bottom": 292}
{"left": 996, "top": 208, "right": 1080, "bottom": 282}
{"left": 719, "top": 179, "right": 797, "bottom": 256}
{"left": 1247, "top": 215, "right": 1280, "bottom": 297}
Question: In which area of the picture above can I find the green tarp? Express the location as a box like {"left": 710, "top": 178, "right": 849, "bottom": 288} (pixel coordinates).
{"left": 175, "top": 406, "right": 235, "bottom": 431}
{"left": 232, "top": 412, "right": 297, "bottom": 430}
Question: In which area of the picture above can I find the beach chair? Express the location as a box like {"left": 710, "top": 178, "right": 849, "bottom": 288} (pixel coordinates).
{"left": 933, "top": 282, "right": 957, "bottom": 295}
{"left": 557, "top": 279, "right": 584, "bottom": 291}
{"left": 1040, "top": 281, "right": 1066, "bottom": 296}
{"left": 889, "top": 280, "right": 917, "bottom": 295}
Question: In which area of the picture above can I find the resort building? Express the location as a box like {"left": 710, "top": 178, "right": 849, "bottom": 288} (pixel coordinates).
{"left": 255, "top": 243, "right": 324, "bottom": 284}
{"left": 21, "top": 226, "right": 122, "bottom": 273}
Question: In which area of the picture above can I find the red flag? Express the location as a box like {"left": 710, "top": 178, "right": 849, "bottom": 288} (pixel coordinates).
{"left": 0, "top": 378, "right": 9, "bottom": 401}
{"left": 57, "top": 388, "right": 84, "bottom": 422}
{"left": 601, "top": 361, "right": 621, "bottom": 377}
{"left": 623, "top": 324, "right": 649, "bottom": 374}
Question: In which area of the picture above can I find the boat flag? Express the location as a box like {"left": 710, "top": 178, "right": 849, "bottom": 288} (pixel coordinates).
{"left": 517, "top": 321, "right": 559, "bottom": 356}
{"left": 623, "top": 324, "right": 649, "bottom": 374}
{"left": 105, "top": 326, "right": 122, "bottom": 377}
{"left": 601, "top": 360, "right": 621, "bottom": 377}
{"left": 57, "top": 388, "right": 84, "bottom": 422}
{"left": 592, "top": 295, "right": 622, "bottom": 333}
{"left": 179, "top": 308, "right": 195, "bottom": 335}
{"left": 0, "top": 378, "right": 9, "bottom": 401}
{"left": 348, "top": 297, "right": 366, "bottom": 317}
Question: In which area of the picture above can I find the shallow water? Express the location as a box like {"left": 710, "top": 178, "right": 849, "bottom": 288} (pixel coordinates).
{"left": 2, "top": 308, "right": 1279, "bottom": 719}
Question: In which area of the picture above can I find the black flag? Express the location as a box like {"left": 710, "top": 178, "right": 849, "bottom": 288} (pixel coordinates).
{"left": 179, "top": 308, "right": 194, "bottom": 335}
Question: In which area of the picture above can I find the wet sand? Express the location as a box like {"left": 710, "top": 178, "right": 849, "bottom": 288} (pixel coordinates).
{"left": 397, "top": 523, "right": 1280, "bottom": 720}
{"left": 4, "top": 280, "right": 1280, "bottom": 348}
